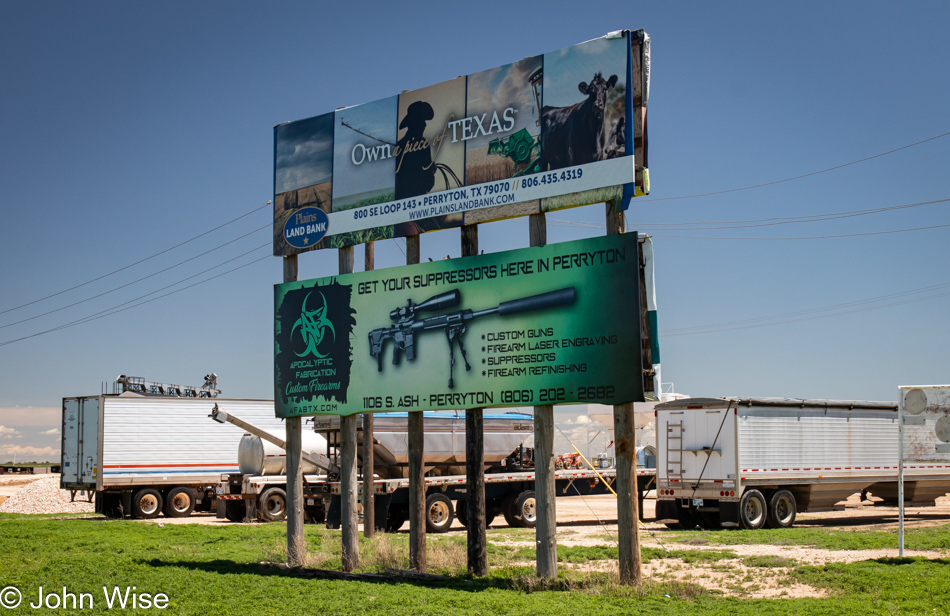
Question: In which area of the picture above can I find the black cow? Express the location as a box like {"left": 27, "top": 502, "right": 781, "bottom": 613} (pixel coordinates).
{"left": 541, "top": 73, "right": 618, "bottom": 171}
{"left": 605, "top": 116, "right": 625, "bottom": 159}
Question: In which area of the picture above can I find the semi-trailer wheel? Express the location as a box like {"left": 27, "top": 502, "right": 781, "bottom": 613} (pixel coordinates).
{"left": 163, "top": 487, "right": 196, "bottom": 518}
{"left": 766, "top": 490, "right": 797, "bottom": 528}
{"left": 425, "top": 493, "right": 454, "bottom": 533}
{"left": 502, "top": 493, "right": 518, "bottom": 527}
{"left": 738, "top": 489, "right": 767, "bottom": 529}
{"left": 509, "top": 490, "right": 537, "bottom": 528}
{"left": 258, "top": 487, "right": 287, "bottom": 522}
{"left": 131, "top": 488, "right": 163, "bottom": 519}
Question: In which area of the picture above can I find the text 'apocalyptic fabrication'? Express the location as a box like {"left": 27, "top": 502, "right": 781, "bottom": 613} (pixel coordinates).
{"left": 274, "top": 233, "right": 644, "bottom": 417}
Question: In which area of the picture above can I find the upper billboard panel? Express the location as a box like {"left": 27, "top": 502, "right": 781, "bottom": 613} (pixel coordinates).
{"left": 273, "top": 30, "right": 650, "bottom": 255}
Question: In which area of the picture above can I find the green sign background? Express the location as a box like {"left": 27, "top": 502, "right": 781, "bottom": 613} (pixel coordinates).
{"left": 274, "top": 234, "right": 643, "bottom": 417}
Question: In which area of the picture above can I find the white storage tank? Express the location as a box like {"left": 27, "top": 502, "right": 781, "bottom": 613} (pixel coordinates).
{"left": 238, "top": 431, "right": 329, "bottom": 476}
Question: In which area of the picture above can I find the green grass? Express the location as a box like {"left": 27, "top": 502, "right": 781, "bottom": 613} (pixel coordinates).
{"left": 666, "top": 524, "right": 950, "bottom": 551}
{"left": 3, "top": 514, "right": 950, "bottom": 615}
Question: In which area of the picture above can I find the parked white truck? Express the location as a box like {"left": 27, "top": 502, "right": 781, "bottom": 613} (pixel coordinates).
{"left": 654, "top": 397, "right": 950, "bottom": 529}
{"left": 61, "top": 393, "right": 288, "bottom": 519}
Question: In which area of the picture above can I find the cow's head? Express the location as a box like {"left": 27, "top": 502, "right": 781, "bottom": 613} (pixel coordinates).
{"left": 578, "top": 73, "right": 618, "bottom": 118}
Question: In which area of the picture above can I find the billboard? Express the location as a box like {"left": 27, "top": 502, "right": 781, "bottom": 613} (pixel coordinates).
{"left": 273, "top": 30, "right": 651, "bottom": 255}
{"left": 274, "top": 233, "right": 644, "bottom": 417}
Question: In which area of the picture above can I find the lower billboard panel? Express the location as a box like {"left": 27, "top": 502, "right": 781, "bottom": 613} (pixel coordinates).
{"left": 274, "top": 234, "right": 644, "bottom": 417}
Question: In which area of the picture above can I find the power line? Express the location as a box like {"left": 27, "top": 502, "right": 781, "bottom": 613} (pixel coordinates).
{"left": 0, "top": 227, "right": 270, "bottom": 329}
{"left": 546, "top": 196, "right": 950, "bottom": 232}
{"left": 0, "top": 252, "right": 271, "bottom": 347}
{"left": 651, "top": 221, "right": 950, "bottom": 240}
{"left": 637, "top": 130, "right": 950, "bottom": 203}
{"left": 664, "top": 281, "right": 950, "bottom": 336}
{"left": 662, "top": 287, "right": 950, "bottom": 338}
{"left": 0, "top": 200, "right": 272, "bottom": 316}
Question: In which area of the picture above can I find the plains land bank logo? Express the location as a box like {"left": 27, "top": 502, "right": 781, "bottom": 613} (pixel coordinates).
{"left": 283, "top": 207, "right": 329, "bottom": 248}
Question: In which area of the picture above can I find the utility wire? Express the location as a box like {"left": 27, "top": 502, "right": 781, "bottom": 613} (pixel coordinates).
{"left": 663, "top": 286, "right": 950, "bottom": 338}
{"left": 637, "top": 130, "right": 950, "bottom": 203}
{"left": 546, "top": 196, "right": 950, "bottom": 232}
{"left": 665, "top": 282, "right": 950, "bottom": 335}
{"left": 0, "top": 228, "right": 270, "bottom": 329}
{"left": 0, "top": 252, "right": 271, "bottom": 347}
{"left": 9, "top": 129, "right": 947, "bottom": 317}
{"left": 0, "top": 200, "right": 272, "bottom": 316}
{"left": 651, "top": 221, "right": 950, "bottom": 240}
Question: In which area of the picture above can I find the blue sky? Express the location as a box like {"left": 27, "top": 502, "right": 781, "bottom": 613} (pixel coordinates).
{"left": 1, "top": 2, "right": 948, "bottom": 460}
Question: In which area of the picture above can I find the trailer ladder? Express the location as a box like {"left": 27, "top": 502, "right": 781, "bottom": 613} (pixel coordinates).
{"left": 666, "top": 420, "right": 684, "bottom": 482}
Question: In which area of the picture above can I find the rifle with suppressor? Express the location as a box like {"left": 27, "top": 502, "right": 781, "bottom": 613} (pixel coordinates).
{"left": 368, "top": 287, "right": 576, "bottom": 389}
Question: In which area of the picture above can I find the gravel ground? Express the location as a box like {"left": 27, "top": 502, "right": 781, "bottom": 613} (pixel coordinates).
{"left": 0, "top": 475, "right": 94, "bottom": 514}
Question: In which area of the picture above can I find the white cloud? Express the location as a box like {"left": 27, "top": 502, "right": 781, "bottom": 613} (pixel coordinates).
{"left": 0, "top": 406, "right": 59, "bottom": 427}
{"left": 0, "top": 426, "right": 19, "bottom": 436}
{"left": 0, "top": 444, "right": 57, "bottom": 460}
{"left": 41, "top": 428, "right": 59, "bottom": 435}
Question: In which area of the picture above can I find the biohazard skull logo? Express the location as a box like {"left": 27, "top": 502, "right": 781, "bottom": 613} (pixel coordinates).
{"left": 291, "top": 292, "right": 335, "bottom": 358}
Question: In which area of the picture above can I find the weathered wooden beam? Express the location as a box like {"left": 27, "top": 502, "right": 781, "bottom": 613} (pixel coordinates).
{"left": 461, "top": 223, "right": 487, "bottom": 576}
{"left": 362, "top": 241, "right": 376, "bottom": 539}
{"left": 404, "top": 234, "right": 426, "bottom": 572}
{"left": 408, "top": 410, "right": 426, "bottom": 572}
{"left": 614, "top": 402, "right": 642, "bottom": 584}
{"left": 605, "top": 200, "right": 641, "bottom": 585}
{"left": 339, "top": 246, "right": 359, "bottom": 572}
{"left": 529, "top": 212, "right": 556, "bottom": 578}
{"left": 283, "top": 254, "right": 305, "bottom": 566}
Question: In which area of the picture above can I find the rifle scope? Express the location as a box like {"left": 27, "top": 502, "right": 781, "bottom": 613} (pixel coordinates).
{"left": 390, "top": 289, "right": 460, "bottom": 321}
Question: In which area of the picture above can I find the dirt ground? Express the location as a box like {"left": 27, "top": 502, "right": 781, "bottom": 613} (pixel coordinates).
{"left": 7, "top": 478, "right": 950, "bottom": 599}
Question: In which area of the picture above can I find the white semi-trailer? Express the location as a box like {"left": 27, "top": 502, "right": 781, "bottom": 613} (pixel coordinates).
{"left": 61, "top": 394, "right": 288, "bottom": 519}
{"left": 654, "top": 397, "right": 950, "bottom": 529}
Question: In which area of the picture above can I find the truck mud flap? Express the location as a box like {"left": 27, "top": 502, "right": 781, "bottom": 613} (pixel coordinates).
{"left": 655, "top": 499, "right": 679, "bottom": 524}
{"left": 373, "top": 494, "right": 392, "bottom": 532}
{"left": 325, "top": 495, "right": 341, "bottom": 529}
{"left": 719, "top": 501, "right": 739, "bottom": 527}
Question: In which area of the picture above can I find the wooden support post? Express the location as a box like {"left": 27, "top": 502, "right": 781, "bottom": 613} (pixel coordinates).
{"left": 606, "top": 199, "right": 642, "bottom": 585}
{"left": 408, "top": 411, "right": 426, "bottom": 572}
{"left": 339, "top": 246, "right": 359, "bottom": 572}
{"left": 341, "top": 414, "right": 359, "bottom": 572}
{"left": 404, "top": 235, "right": 426, "bottom": 572}
{"left": 529, "top": 212, "right": 557, "bottom": 578}
{"left": 461, "top": 224, "right": 487, "bottom": 576}
{"left": 362, "top": 242, "right": 375, "bottom": 539}
{"left": 614, "top": 402, "right": 641, "bottom": 584}
{"left": 283, "top": 255, "right": 305, "bottom": 566}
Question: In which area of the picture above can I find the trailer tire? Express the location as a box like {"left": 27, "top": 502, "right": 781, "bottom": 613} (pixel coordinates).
{"left": 766, "top": 490, "right": 797, "bottom": 528}
{"left": 510, "top": 490, "right": 537, "bottom": 528}
{"left": 424, "top": 493, "right": 454, "bottom": 533}
{"left": 502, "top": 493, "right": 518, "bottom": 527}
{"left": 738, "top": 489, "right": 767, "bottom": 529}
{"left": 258, "top": 487, "right": 287, "bottom": 522}
{"left": 131, "top": 488, "right": 163, "bottom": 519}
{"left": 163, "top": 487, "right": 196, "bottom": 518}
